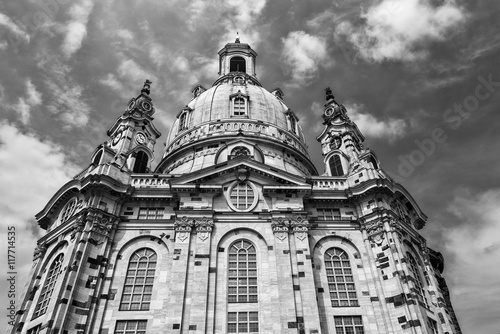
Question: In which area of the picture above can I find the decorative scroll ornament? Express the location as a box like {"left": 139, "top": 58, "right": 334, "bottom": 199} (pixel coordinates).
{"left": 174, "top": 216, "right": 194, "bottom": 242}
{"left": 70, "top": 215, "right": 86, "bottom": 241}
{"left": 271, "top": 217, "right": 289, "bottom": 241}
{"left": 194, "top": 217, "right": 214, "bottom": 242}
{"left": 33, "top": 243, "right": 47, "bottom": 260}
{"left": 91, "top": 217, "right": 113, "bottom": 237}
{"left": 290, "top": 216, "right": 309, "bottom": 241}
{"left": 360, "top": 219, "right": 385, "bottom": 245}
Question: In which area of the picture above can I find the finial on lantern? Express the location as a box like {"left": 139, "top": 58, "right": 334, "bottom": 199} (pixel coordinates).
{"left": 325, "top": 87, "right": 335, "bottom": 101}
{"left": 235, "top": 31, "right": 240, "bottom": 43}
{"left": 141, "top": 79, "right": 152, "bottom": 95}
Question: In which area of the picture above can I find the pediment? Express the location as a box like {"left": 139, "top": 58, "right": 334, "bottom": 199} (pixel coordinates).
{"left": 169, "top": 157, "right": 310, "bottom": 188}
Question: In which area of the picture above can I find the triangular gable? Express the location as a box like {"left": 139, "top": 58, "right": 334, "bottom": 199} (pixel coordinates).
{"left": 169, "top": 157, "right": 310, "bottom": 187}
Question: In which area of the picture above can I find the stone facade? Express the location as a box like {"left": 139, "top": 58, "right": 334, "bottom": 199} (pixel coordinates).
{"left": 10, "top": 40, "right": 461, "bottom": 334}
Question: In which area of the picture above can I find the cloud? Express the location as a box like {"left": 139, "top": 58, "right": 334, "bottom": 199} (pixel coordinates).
{"left": 442, "top": 189, "right": 500, "bottom": 333}
{"left": 37, "top": 55, "right": 91, "bottom": 128}
{"left": 281, "top": 31, "right": 330, "bottom": 87}
{"left": 117, "top": 57, "right": 158, "bottom": 88}
{"left": 0, "top": 12, "right": 30, "bottom": 45}
{"left": 335, "top": 0, "right": 466, "bottom": 62}
{"left": 344, "top": 102, "right": 408, "bottom": 141}
{"left": 12, "top": 80, "right": 42, "bottom": 125}
{"left": 0, "top": 122, "right": 79, "bottom": 330}
{"left": 61, "top": 0, "right": 94, "bottom": 58}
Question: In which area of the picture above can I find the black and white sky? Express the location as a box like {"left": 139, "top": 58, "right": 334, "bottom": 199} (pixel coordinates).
{"left": 1, "top": 0, "right": 499, "bottom": 333}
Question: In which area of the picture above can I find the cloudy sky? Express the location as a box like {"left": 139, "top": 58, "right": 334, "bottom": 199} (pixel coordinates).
{"left": 1, "top": 0, "right": 499, "bottom": 332}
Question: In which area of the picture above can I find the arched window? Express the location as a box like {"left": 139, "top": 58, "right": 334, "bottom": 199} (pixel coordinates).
{"left": 230, "top": 56, "right": 246, "bottom": 73}
{"left": 33, "top": 254, "right": 64, "bottom": 318}
{"left": 228, "top": 240, "right": 257, "bottom": 303}
{"left": 133, "top": 151, "right": 148, "bottom": 173}
{"left": 233, "top": 97, "right": 246, "bottom": 116}
{"left": 289, "top": 115, "right": 297, "bottom": 134}
{"left": 329, "top": 155, "right": 344, "bottom": 176}
{"left": 179, "top": 112, "right": 187, "bottom": 131}
{"left": 324, "top": 247, "right": 358, "bottom": 307}
{"left": 120, "top": 248, "right": 157, "bottom": 311}
{"left": 92, "top": 150, "right": 103, "bottom": 165}
{"left": 406, "top": 252, "right": 428, "bottom": 308}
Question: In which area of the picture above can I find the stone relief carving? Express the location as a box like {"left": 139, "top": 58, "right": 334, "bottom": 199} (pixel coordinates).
{"left": 175, "top": 216, "right": 194, "bottom": 242}
{"left": 194, "top": 217, "right": 214, "bottom": 242}
{"left": 33, "top": 242, "right": 47, "bottom": 260}
{"left": 271, "top": 218, "right": 289, "bottom": 241}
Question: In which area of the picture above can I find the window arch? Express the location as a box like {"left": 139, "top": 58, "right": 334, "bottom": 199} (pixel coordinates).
{"left": 120, "top": 248, "right": 157, "bottom": 311}
{"left": 324, "top": 247, "right": 358, "bottom": 307}
{"left": 179, "top": 111, "right": 188, "bottom": 131}
{"left": 288, "top": 115, "right": 297, "bottom": 135}
{"left": 33, "top": 254, "right": 64, "bottom": 318}
{"left": 406, "top": 252, "right": 428, "bottom": 308}
{"left": 329, "top": 155, "right": 344, "bottom": 176}
{"left": 230, "top": 56, "right": 246, "bottom": 72}
{"left": 133, "top": 151, "right": 148, "bottom": 173}
{"left": 92, "top": 150, "right": 103, "bottom": 165}
{"left": 228, "top": 240, "right": 257, "bottom": 303}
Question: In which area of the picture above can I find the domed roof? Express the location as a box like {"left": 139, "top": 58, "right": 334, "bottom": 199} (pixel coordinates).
{"left": 164, "top": 80, "right": 307, "bottom": 147}
{"left": 156, "top": 41, "right": 317, "bottom": 176}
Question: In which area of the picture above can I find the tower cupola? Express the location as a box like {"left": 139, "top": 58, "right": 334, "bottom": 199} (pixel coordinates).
{"left": 217, "top": 38, "right": 258, "bottom": 79}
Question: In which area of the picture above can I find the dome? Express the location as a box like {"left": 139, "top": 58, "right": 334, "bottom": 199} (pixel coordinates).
{"left": 155, "top": 42, "right": 317, "bottom": 176}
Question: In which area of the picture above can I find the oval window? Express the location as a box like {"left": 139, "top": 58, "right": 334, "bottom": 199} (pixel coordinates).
{"left": 226, "top": 181, "right": 258, "bottom": 212}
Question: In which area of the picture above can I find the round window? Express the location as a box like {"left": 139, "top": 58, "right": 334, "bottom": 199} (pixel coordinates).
{"left": 226, "top": 181, "right": 258, "bottom": 212}
{"left": 60, "top": 198, "right": 77, "bottom": 222}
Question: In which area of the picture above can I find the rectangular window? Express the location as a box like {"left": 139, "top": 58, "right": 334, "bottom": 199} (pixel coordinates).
{"left": 428, "top": 319, "right": 439, "bottom": 334}
{"left": 289, "top": 116, "right": 297, "bottom": 134}
{"left": 334, "top": 316, "right": 364, "bottom": 334}
{"left": 318, "top": 208, "right": 341, "bottom": 220}
{"left": 27, "top": 325, "right": 42, "bottom": 334}
{"left": 114, "top": 320, "right": 147, "bottom": 334}
{"left": 228, "top": 312, "right": 258, "bottom": 333}
{"left": 233, "top": 98, "right": 246, "bottom": 116}
{"left": 138, "top": 207, "right": 164, "bottom": 220}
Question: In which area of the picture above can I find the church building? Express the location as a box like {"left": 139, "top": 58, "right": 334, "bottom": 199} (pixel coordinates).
{"left": 11, "top": 39, "right": 461, "bottom": 334}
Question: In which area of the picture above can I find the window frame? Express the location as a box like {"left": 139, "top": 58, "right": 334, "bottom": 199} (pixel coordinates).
{"left": 132, "top": 150, "right": 149, "bottom": 173}
{"left": 226, "top": 181, "right": 258, "bottom": 212}
{"left": 119, "top": 248, "right": 157, "bottom": 311}
{"left": 328, "top": 154, "right": 345, "bottom": 177}
{"left": 33, "top": 253, "right": 64, "bottom": 319}
{"left": 324, "top": 247, "right": 359, "bottom": 307}
{"left": 114, "top": 320, "right": 148, "bottom": 334}
{"left": 406, "top": 252, "right": 429, "bottom": 308}
{"left": 227, "top": 239, "right": 258, "bottom": 304}
{"left": 333, "top": 316, "right": 365, "bottom": 334}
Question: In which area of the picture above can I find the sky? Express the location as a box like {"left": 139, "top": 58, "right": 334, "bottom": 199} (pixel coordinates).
{"left": 0, "top": 0, "right": 499, "bottom": 333}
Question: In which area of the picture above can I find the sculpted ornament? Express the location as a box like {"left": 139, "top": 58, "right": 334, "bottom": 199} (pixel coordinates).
{"left": 271, "top": 218, "right": 289, "bottom": 241}
{"left": 175, "top": 216, "right": 194, "bottom": 242}
{"left": 91, "top": 217, "right": 113, "bottom": 236}
{"left": 70, "top": 215, "right": 86, "bottom": 241}
{"left": 290, "top": 216, "right": 309, "bottom": 241}
{"left": 194, "top": 217, "right": 214, "bottom": 242}
{"left": 361, "top": 220, "right": 385, "bottom": 245}
{"left": 33, "top": 243, "right": 47, "bottom": 260}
